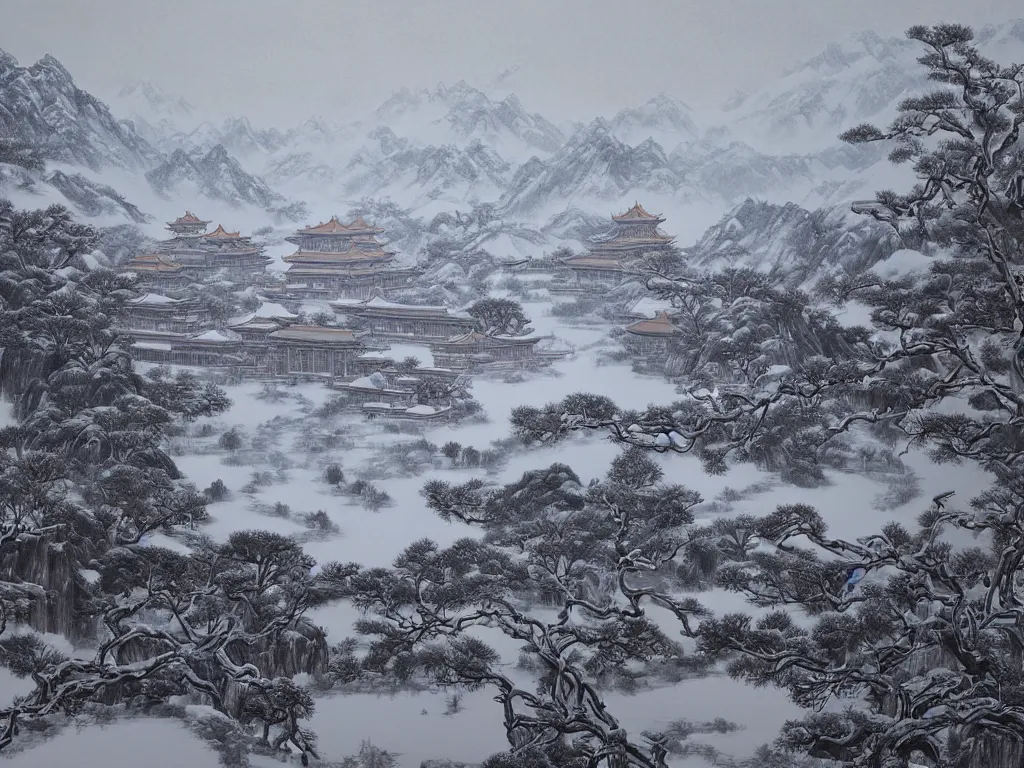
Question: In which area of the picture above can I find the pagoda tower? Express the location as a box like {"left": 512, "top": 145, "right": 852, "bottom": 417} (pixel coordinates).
{"left": 153, "top": 214, "right": 270, "bottom": 286}
{"left": 588, "top": 202, "right": 676, "bottom": 261}
{"left": 166, "top": 211, "right": 210, "bottom": 237}
{"left": 282, "top": 216, "right": 417, "bottom": 300}
{"left": 558, "top": 202, "right": 677, "bottom": 292}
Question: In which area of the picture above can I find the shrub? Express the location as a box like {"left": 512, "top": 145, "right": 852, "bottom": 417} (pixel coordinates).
{"left": 241, "top": 471, "right": 275, "bottom": 494}
{"left": 361, "top": 487, "right": 392, "bottom": 511}
{"left": 218, "top": 428, "right": 243, "bottom": 452}
{"left": 324, "top": 464, "right": 345, "bottom": 486}
{"left": 302, "top": 509, "right": 338, "bottom": 533}
{"left": 461, "top": 446, "right": 481, "bottom": 468}
{"left": 269, "top": 502, "right": 292, "bottom": 518}
{"left": 204, "top": 479, "right": 229, "bottom": 502}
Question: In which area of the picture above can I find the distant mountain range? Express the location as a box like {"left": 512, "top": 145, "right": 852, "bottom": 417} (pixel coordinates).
{"left": 1, "top": 20, "right": 1022, "bottom": 274}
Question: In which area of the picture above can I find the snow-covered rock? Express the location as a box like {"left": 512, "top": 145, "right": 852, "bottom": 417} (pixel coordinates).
{"left": 0, "top": 49, "right": 160, "bottom": 171}
{"left": 688, "top": 198, "right": 901, "bottom": 283}
{"left": 608, "top": 93, "right": 700, "bottom": 146}
{"left": 44, "top": 170, "right": 149, "bottom": 222}
{"left": 496, "top": 119, "right": 699, "bottom": 217}
{"left": 146, "top": 144, "right": 285, "bottom": 209}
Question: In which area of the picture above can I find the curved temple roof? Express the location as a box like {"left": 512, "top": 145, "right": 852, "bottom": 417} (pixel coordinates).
{"left": 612, "top": 202, "right": 662, "bottom": 222}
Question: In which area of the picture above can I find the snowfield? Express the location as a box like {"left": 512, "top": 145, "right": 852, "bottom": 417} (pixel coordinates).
{"left": 7, "top": 318, "right": 988, "bottom": 768}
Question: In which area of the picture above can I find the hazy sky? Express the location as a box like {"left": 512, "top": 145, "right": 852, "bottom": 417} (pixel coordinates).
{"left": 2, "top": 0, "right": 1020, "bottom": 127}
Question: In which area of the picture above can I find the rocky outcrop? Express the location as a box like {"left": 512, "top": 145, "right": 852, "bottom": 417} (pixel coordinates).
{"left": 4, "top": 532, "right": 97, "bottom": 641}
{"left": 687, "top": 198, "right": 902, "bottom": 283}
{"left": 0, "top": 49, "right": 159, "bottom": 171}
{"left": 146, "top": 144, "right": 285, "bottom": 209}
{"left": 45, "top": 170, "right": 150, "bottom": 222}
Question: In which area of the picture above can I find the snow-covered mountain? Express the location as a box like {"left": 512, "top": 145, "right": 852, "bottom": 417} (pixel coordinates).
{"left": 339, "top": 127, "right": 512, "bottom": 204}
{"left": 10, "top": 18, "right": 1024, "bottom": 253}
{"left": 376, "top": 81, "right": 564, "bottom": 158}
{"left": 0, "top": 55, "right": 302, "bottom": 224}
{"left": 0, "top": 50, "right": 160, "bottom": 171}
{"left": 539, "top": 207, "right": 610, "bottom": 245}
{"left": 115, "top": 81, "right": 195, "bottom": 127}
{"left": 163, "top": 116, "right": 288, "bottom": 158}
{"left": 687, "top": 198, "right": 903, "bottom": 283}
{"left": 112, "top": 80, "right": 196, "bottom": 147}
{"left": 146, "top": 144, "right": 284, "bottom": 209}
{"left": 719, "top": 21, "right": 1024, "bottom": 154}
{"left": 44, "top": 170, "right": 150, "bottom": 222}
{"left": 495, "top": 119, "right": 700, "bottom": 218}
{"left": 608, "top": 94, "right": 700, "bottom": 146}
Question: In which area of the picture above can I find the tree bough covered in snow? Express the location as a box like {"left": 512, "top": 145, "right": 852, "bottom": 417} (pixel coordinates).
{"left": 354, "top": 24, "right": 1024, "bottom": 768}
{"left": 0, "top": 201, "right": 349, "bottom": 760}
{"left": 339, "top": 450, "right": 793, "bottom": 767}
{"left": 507, "top": 23, "right": 1024, "bottom": 768}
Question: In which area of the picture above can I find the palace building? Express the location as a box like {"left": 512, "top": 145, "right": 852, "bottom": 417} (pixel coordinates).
{"left": 622, "top": 310, "right": 681, "bottom": 365}
{"left": 331, "top": 370, "right": 418, "bottom": 409}
{"left": 554, "top": 202, "right": 676, "bottom": 293}
{"left": 331, "top": 295, "right": 477, "bottom": 344}
{"left": 429, "top": 330, "right": 544, "bottom": 372}
{"left": 282, "top": 216, "right": 418, "bottom": 300}
{"left": 120, "top": 293, "right": 210, "bottom": 336}
{"left": 121, "top": 253, "right": 190, "bottom": 293}
{"left": 119, "top": 293, "right": 248, "bottom": 369}
{"left": 152, "top": 213, "right": 271, "bottom": 285}
{"left": 266, "top": 325, "right": 371, "bottom": 379}
{"left": 130, "top": 330, "right": 248, "bottom": 370}
{"left": 166, "top": 211, "right": 209, "bottom": 236}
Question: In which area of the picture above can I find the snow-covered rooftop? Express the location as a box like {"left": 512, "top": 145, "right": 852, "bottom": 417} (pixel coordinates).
{"left": 130, "top": 292, "right": 180, "bottom": 306}
{"left": 253, "top": 301, "right": 297, "bottom": 319}
{"left": 191, "top": 330, "right": 239, "bottom": 343}
{"left": 406, "top": 404, "right": 438, "bottom": 415}
{"left": 348, "top": 372, "right": 387, "bottom": 390}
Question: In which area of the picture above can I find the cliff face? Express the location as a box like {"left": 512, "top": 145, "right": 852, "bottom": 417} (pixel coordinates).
{"left": 0, "top": 50, "right": 159, "bottom": 171}
{"left": 5, "top": 533, "right": 96, "bottom": 641}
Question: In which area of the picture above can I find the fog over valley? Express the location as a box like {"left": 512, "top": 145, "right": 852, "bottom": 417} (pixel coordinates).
{"left": 1, "top": 2, "right": 1024, "bottom": 768}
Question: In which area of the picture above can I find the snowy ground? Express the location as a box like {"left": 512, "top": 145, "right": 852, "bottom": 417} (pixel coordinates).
{"left": 0, "top": 297, "right": 996, "bottom": 768}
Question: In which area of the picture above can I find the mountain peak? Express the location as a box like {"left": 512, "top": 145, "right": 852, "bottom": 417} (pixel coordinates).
{"left": 146, "top": 142, "right": 285, "bottom": 210}
{"left": 1, "top": 49, "right": 159, "bottom": 171}
{"left": 204, "top": 143, "right": 232, "bottom": 161}
{"left": 34, "top": 53, "right": 73, "bottom": 80}
{"left": 0, "top": 48, "right": 18, "bottom": 71}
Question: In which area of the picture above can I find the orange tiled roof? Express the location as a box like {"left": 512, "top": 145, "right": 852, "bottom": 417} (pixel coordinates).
{"left": 625, "top": 311, "right": 679, "bottom": 337}
{"left": 168, "top": 211, "right": 208, "bottom": 226}
{"left": 283, "top": 248, "right": 392, "bottom": 263}
{"left": 268, "top": 326, "right": 358, "bottom": 343}
{"left": 612, "top": 202, "right": 661, "bottom": 222}
{"left": 298, "top": 215, "right": 385, "bottom": 235}
{"left": 124, "top": 253, "right": 184, "bottom": 273}
{"left": 565, "top": 256, "right": 625, "bottom": 270}
{"left": 204, "top": 224, "right": 242, "bottom": 239}
{"left": 347, "top": 216, "right": 383, "bottom": 232}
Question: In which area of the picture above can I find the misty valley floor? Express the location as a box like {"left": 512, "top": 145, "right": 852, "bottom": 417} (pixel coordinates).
{"left": 0, "top": 297, "right": 994, "bottom": 768}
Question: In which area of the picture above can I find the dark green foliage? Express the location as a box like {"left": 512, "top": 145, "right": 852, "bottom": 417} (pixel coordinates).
{"left": 324, "top": 463, "right": 345, "bottom": 486}
{"left": 219, "top": 427, "right": 244, "bottom": 452}
{"left": 467, "top": 297, "right": 531, "bottom": 336}
{"left": 0, "top": 201, "right": 320, "bottom": 757}
{"left": 204, "top": 479, "right": 230, "bottom": 502}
